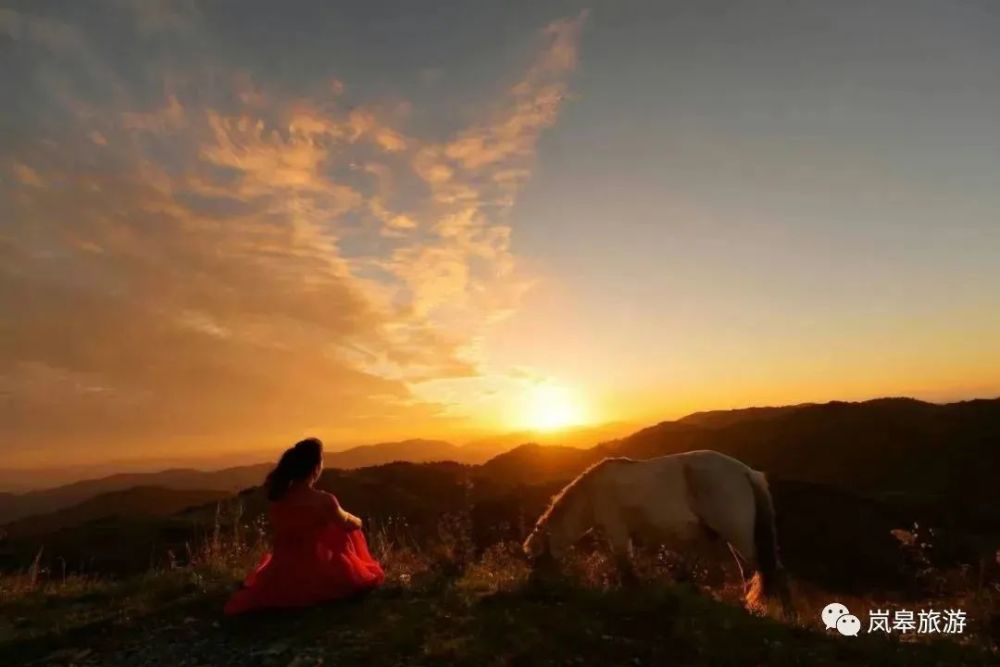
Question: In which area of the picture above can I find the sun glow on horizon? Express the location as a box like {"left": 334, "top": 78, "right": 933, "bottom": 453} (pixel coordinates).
{"left": 519, "top": 383, "right": 587, "bottom": 432}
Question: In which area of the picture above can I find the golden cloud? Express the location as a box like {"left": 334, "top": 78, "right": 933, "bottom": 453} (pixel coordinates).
{"left": 0, "top": 8, "right": 587, "bottom": 463}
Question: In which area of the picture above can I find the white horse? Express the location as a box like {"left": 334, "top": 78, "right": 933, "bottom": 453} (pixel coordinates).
{"left": 523, "top": 450, "right": 791, "bottom": 613}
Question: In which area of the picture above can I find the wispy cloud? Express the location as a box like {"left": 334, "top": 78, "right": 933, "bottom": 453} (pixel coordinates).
{"left": 0, "top": 6, "right": 586, "bottom": 463}
{"left": 443, "top": 12, "right": 588, "bottom": 171}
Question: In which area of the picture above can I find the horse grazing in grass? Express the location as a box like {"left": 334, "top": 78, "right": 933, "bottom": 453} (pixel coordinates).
{"left": 523, "top": 450, "right": 791, "bottom": 614}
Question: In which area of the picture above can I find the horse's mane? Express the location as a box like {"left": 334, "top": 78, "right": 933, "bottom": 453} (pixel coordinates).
{"left": 533, "top": 457, "right": 636, "bottom": 528}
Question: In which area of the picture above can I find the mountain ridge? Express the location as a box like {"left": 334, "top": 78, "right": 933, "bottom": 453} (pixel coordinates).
{"left": 1, "top": 397, "right": 998, "bottom": 596}
{"left": 0, "top": 486, "right": 232, "bottom": 539}
{"left": 0, "top": 438, "right": 488, "bottom": 524}
{"left": 4, "top": 396, "right": 997, "bottom": 541}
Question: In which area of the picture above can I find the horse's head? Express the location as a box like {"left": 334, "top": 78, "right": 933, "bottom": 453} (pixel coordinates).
{"left": 523, "top": 516, "right": 577, "bottom": 564}
{"left": 523, "top": 524, "right": 548, "bottom": 560}
{"left": 524, "top": 483, "right": 593, "bottom": 566}
{"left": 523, "top": 524, "right": 560, "bottom": 574}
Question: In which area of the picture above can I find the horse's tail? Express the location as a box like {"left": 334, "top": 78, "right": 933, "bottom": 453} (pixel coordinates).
{"left": 745, "top": 471, "right": 791, "bottom": 615}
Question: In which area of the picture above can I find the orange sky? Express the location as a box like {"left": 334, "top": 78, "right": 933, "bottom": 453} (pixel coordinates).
{"left": 2, "top": 3, "right": 999, "bottom": 468}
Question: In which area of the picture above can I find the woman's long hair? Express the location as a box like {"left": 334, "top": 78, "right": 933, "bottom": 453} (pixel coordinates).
{"left": 265, "top": 438, "right": 323, "bottom": 501}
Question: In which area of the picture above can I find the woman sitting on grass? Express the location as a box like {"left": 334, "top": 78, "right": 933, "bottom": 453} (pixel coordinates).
{"left": 224, "top": 438, "right": 384, "bottom": 614}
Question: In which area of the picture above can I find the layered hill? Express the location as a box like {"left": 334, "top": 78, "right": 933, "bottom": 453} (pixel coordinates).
{"left": 0, "top": 438, "right": 498, "bottom": 525}
{"left": 0, "top": 464, "right": 272, "bottom": 525}
{"left": 323, "top": 439, "right": 478, "bottom": 469}
{"left": 2, "top": 397, "right": 997, "bottom": 592}
{"left": 0, "top": 486, "right": 232, "bottom": 539}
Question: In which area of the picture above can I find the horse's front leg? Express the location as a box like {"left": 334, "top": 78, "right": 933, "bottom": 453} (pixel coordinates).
{"left": 602, "top": 518, "right": 637, "bottom": 586}
{"left": 615, "top": 550, "right": 638, "bottom": 586}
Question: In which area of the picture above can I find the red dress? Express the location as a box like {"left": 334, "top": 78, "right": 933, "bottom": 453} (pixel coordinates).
{"left": 224, "top": 492, "right": 384, "bottom": 614}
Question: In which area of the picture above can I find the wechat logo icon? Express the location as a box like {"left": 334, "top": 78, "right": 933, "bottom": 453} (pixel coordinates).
{"left": 822, "top": 602, "right": 860, "bottom": 637}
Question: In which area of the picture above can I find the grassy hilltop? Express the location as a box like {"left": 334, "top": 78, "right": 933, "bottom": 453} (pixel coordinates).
{"left": 1, "top": 542, "right": 997, "bottom": 667}
{"left": 1, "top": 398, "right": 999, "bottom": 664}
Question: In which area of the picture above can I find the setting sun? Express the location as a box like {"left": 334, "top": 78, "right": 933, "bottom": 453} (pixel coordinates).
{"left": 521, "top": 384, "right": 586, "bottom": 432}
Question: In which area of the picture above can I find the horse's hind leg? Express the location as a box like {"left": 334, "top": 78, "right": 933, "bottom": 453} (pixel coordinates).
{"left": 726, "top": 542, "right": 750, "bottom": 597}
{"left": 728, "top": 543, "right": 748, "bottom": 588}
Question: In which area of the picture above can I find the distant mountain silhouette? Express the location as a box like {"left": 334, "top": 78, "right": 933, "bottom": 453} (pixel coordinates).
{"left": 9, "top": 396, "right": 989, "bottom": 527}
{"left": 0, "top": 438, "right": 500, "bottom": 525}
{"left": 676, "top": 404, "right": 810, "bottom": 428}
{"left": 0, "top": 464, "right": 271, "bottom": 524}
{"left": 476, "top": 444, "right": 602, "bottom": 491}
{"left": 0, "top": 486, "right": 231, "bottom": 539}
{"left": 464, "top": 422, "right": 637, "bottom": 453}
{"left": 324, "top": 439, "right": 478, "bottom": 469}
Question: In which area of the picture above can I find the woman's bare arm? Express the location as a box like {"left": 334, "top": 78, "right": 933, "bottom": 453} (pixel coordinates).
{"left": 325, "top": 492, "right": 362, "bottom": 530}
